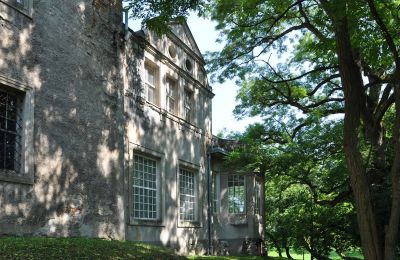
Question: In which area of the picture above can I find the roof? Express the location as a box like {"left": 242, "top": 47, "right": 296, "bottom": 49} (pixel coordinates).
{"left": 209, "top": 136, "right": 243, "bottom": 156}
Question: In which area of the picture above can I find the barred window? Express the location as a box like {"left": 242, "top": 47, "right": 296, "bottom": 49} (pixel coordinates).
{"left": 0, "top": 88, "right": 22, "bottom": 172}
{"left": 132, "top": 155, "right": 158, "bottom": 220}
{"left": 183, "top": 89, "right": 192, "bottom": 122}
{"left": 166, "top": 78, "right": 177, "bottom": 114}
{"left": 144, "top": 65, "right": 158, "bottom": 105}
{"left": 228, "top": 175, "right": 245, "bottom": 214}
{"left": 179, "top": 168, "right": 196, "bottom": 222}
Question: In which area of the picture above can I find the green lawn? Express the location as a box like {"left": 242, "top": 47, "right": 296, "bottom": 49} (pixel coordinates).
{"left": 0, "top": 236, "right": 364, "bottom": 260}
{"left": 188, "top": 256, "right": 286, "bottom": 260}
{"left": 267, "top": 249, "right": 363, "bottom": 260}
{"left": 0, "top": 236, "right": 184, "bottom": 260}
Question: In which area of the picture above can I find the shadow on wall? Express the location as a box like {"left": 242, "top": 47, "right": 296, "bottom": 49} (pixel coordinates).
{"left": 124, "top": 32, "right": 212, "bottom": 252}
{"left": 0, "top": 0, "right": 127, "bottom": 239}
{"left": 1, "top": 0, "right": 213, "bottom": 251}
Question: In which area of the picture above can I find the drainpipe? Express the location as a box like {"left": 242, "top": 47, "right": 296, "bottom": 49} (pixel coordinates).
{"left": 207, "top": 149, "right": 213, "bottom": 255}
{"left": 124, "top": 9, "right": 130, "bottom": 41}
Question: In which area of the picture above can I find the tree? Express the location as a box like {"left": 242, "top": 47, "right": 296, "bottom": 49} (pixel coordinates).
{"left": 123, "top": 0, "right": 206, "bottom": 33}
{"left": 225, "top": 120, "right": 359, "bottom": 259}
{"left": 205, "top": 1, "right": 400, "bottom": 259}
{"left": 123, "top": 0, "right": 400, "bottom": 257}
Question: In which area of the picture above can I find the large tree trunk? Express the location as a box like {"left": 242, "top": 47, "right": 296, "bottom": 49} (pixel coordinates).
{"left": 384, "top": 82, "right": 400, "bottom": 259}
{"left": 265, "top": 232, "right": 282, "bottom": 257}
{"left": 331, "top": 2, "right": 383, "bottom": 259}
{"left": 284, "top": 244, "right": 293, "bottom": 260}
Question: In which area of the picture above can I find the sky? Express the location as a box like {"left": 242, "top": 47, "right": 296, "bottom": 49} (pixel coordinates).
{"left": 127, "top": 14, "right": 260, "bottom": 135}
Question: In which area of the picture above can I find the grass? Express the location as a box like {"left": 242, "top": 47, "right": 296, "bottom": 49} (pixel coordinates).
{"left": 188, "top": 256, "right": 286, "bottom": 260}
{"left": 0, "top": 237, "right": 278, "bottom": 260}
{"left": 268, "top": 249, "right": 363, "bottom": 260}
{"left": 0, "top": 236, "right": 364, "bottom": 260}
{"left": 0, "top": 236, "right": 185, "bottom": 260}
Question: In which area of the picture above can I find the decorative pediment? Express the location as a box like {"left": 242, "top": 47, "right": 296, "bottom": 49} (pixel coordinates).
{"left": 168, "top": 20, "right": 203, "bottom": 59}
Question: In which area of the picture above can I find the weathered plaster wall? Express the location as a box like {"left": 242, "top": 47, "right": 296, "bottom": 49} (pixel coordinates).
{"left": 211, "top": 156, "right": 264, "bottom": 255}
{"left": 0, "top": 0, "right": 125, "bottom": 239}
{"left": 123, "top": 31, "right": 213, "bottom": 254}
{"left": 0, "top": 1, "right": 262, "bottom": 255}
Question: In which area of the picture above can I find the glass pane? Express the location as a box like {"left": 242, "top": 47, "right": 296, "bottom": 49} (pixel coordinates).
{"left": 132, "top": 155, "right": 158, "bottom": 220}
{"left": 0, "top": 133, "right": 4, "bottom": 169}
{"left": 0, "top": 92, "right": 6, "bottom": 117}
{"left": 228, "top": 175, "right": 245, "bottom": 213}
{"left": 0, "top": 117, "right": 6, "bottom": 130}
{"left": 7, "top": 119, "right": 16, "bottom": 132}
{"left": 5, "top": 133, "right": 15, "bottom": 170}
{"left": 146, "top": 67, "right": 155, "bottom": 86}
{"left": 179, "top": 169, "right": 196, "bottom": 221}
{"left": 147, "top": 86, "right": 155, "bottom": 103}
{"left": 168, "top": 98, "right": 175, "bottom": 113}
{"left": 7, "top": 95, "right": 17, "bottom": 119}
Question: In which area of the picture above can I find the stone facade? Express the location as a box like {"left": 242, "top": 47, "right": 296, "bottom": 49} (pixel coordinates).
{"left": 0, "top": 0, "right": 263, "bottom": 255}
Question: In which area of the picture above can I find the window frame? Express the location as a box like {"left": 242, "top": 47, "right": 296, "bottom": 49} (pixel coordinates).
{"left": 144, "top": 63, "right": 159, "bottom": 106}
{"left": 183, "top": 88, "right": 193, "bottom": 123}
{"left": 227, "top": 174, "right": 246, "bottom": 215}
{"left": 0, "top": 75, "right": 34, "bottom": 185}
{"left": 165, "top": 77, "right": 177, "bottom": 115}
{"left": 0, "top": 88, "right": 22, "bottom": 172}
{"left": 0, "top": 0, "right": 32, "bottom": 17}
{"left": 129, "top": 149, "right": 163, "bottom": 226}
{"left": 177, "top": 162, "right": 201, "bottom": 227}
{"left": 212, "top": 172, "right": 219, "bottom": 214}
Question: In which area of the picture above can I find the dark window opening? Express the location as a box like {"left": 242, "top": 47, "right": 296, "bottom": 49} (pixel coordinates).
{"left": 0, "top": 88, "right": 22, "bottom": 172}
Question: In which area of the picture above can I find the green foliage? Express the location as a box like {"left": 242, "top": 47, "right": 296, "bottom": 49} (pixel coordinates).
{"left": 205, "top": 1, "right": 400, "bottom": 256}
{"left": 0, "top": 237, "right": 184, "bottom": 259}
{"left": 124, "top": 0, "right": 400, "bottom": 256}
{"left": 123, "top": 0, "right": 207, "bottom": 34}
{"left": 224, "top": 118, "right": 359, "bottom": 258}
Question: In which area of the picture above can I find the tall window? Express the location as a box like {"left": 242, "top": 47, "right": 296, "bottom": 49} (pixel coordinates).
{"left": 183, "top": 89, "right": 192, "bottom": 122}
{"left": 228, "top": 175, "right": 245, "bottom": 214}
{"left": 0, "top": 88, "right": 22, "bottom": 172}
{"left": 144, "top": 65, "right": 158, "bottom": 105}
{"left": 179, "top": 168, "right": 196, "bottom": 221}
{"left": 132, "top": 155, "right": 158, "bottom": 220}
{"left": 166, "top": 78, "right": 177, "bottom": 114}
{"left": 255, "top": 181, "right": 261, "bottom": 215}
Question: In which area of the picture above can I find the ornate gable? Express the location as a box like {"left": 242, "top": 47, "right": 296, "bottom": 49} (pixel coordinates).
{"left": 168, "top": 20, "right": 203, "bottom": 60}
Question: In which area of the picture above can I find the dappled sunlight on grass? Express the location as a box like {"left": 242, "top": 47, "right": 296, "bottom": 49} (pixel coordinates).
{"left": 0, "top": 237, "right": 184, "bottom": 259}
{"left": 267, "top": 249, "right": 363, "bottom": 260}
{"left": 188, "top": 255, "right": 286, "bottom": 260}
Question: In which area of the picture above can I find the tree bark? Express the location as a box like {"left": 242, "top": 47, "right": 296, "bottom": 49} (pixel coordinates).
{"left": 384, "top": 82, "right": 400, "bottom": 259}
{"left": 331, "top": 1, "right": 383, "bottom": 259}
{"left": 265, "top": 232, "right": 282, "bottom": 257}
{"left": 284, "top": 244, "right": 293, "bottom": 259}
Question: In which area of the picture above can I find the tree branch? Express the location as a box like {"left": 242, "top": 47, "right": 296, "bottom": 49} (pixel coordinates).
{"left": 307, "top": 74, "right": 341, "bottom": 96}
{"left": 298, "top": 2, "right": 326, "bottom": 41}
{"left": 366, "top": 0, "right": 400, "bottom": 69}
{"left": 262, "top": 65, "right": 338, "bottom": 84}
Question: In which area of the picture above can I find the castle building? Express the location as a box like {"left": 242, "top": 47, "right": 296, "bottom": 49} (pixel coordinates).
{"left": 0, "top": 0, "right": 263, "bottom": 255}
